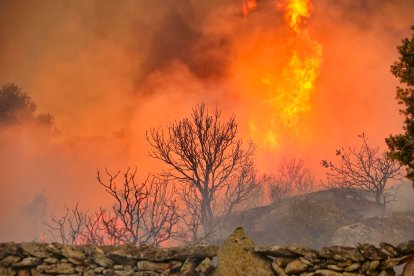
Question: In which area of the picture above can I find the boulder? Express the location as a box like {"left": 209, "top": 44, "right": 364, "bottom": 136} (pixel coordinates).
{"left": 1, "top": 255, "right": 21, "bottom": 266}
{"left": 284, "top": 259, "right": 308, "bottom": 274}
{"left": 20, "top": 243, "right": 49, "bottom": 259}
{"left": 327, "top": 246, "right": 364, "bottom": 262}
{"left": 106, "top": 247, "right": 138, "bottom": 266}
{"left": 398, "top": 240, "right": 414, "bottom": 255}
{"left": 62, "top": 246, "right": 85, "bottom": 261}
{"left": 403, "top": 257, "right": 414, "bottom": 276}
{"left": 195, "top": 257, "right": 214, "bottom": 275}
{"left": 12, "top": 257, "right": 41, "bottom": 268}
{"left": 331, "top": 216, "right": 414, "bottom": 246}
{"left": 136, "top": 260, "right": 172, "bottom": 272}
{"left": 214, "top": 227, "right": 273, "bottom": 276}
{"left": 42, "top": 263, "right": 75, "bottom": 274}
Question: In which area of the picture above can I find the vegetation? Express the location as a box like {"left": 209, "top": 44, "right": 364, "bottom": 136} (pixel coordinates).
{"left": 44, "top": 168, "right": 180, "bottom": 246}
{"left": 146, "top": 103, "right": 264, "bottom": 242}
{"left": 268, "top": 158, "right": 314, "bottom": 202}
{"left": 386, "top": 26, "right": 414, "bottom": 186}
{"left": 322, "top": 134, "right": 401, "bottom": 205}
{"left": 0, "top": 83, "right": 53, "bottom": 128}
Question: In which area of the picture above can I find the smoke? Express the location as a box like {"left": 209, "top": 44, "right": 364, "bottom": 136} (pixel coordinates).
{"left": 0, "top": 0, "right": 413, "bottom": 241}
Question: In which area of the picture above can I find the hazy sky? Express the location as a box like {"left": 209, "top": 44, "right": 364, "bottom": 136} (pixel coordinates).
{"left": 0, "top": 0, "right": 413, "bottom": 241}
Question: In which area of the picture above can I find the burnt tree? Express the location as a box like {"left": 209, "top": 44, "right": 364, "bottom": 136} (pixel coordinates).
{"left": 269, "top": 158, "right": 314, "bottom": 202}
{"left": 322, "top": 134, "right": 401, "bottom": 205}
{"left": 97, "top": 168, "right": 180, "bottom": 246}
{"left": 147, "top": 103, "right": 259, "bottom": 240}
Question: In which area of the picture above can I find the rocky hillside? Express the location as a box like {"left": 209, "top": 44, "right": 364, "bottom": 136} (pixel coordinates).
{"left": 220, "top": 189, "right": 414, "bottom": 248}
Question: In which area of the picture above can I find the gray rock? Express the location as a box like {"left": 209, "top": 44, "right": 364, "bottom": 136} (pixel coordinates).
{"left": 83, "top": 269, "right": 95, "bottom": 276}
{"left": 106, "top": 247, "right": 137, "bottom": 266}
{"left": 273, "top": 257, "right": 295, "bottom": 268}
{"left": 403, "top": 257, "right": 414, "bottom": 276}
{"left": 379, "top": 243, "right": 401, "bottom": 257}
{"left": 255, "top": 245, "right": 297, "bottom": 258}
{"left": 62, "top": 246, "right": 86, "bottom": 261}
{"left": 359, "top": 261, "right": 370, "bottom": 273}
{"left": 91, "top": 247, "right": 114, "bottom": 267}
{"left": 398, "top": 240, "right": 414, "bottom": 255}
{"left": 1, "top": 255, "right": 21, "bottom": 266}
{"left": 135, "top": 245, "right": 218, "bottom": 262}
{"left": 30, "top": 268, "right": 43, "bottom": 276}
{"left": 314, "top": 269, "right": 342, "bottom": 276}
{"left": 20, "top": 243, "right": 49, "bottom": 259}
{"left": 113, "top": 264, "right": 124, "bottom": 270}
{"left": 114, "top": 270, "right": 133, "bottom": 276}
{"left": 337, "top": 260, "right": 353, "bottom": 267}
{"left": 195, "top": 257, "right": 214, "bottom": 275}
{"left": 287, "top": 244, "right": 319, "bottom": 259}
{"left": 344, "top": 263, "right": 361, "bottom": 272}
{"left": 43, "top": 257, "right": 58, "bottom": 264}
{"left": 380, "top": 255, "right": 411, "bottom": 270}
{"left": 103, "top": 268, "right": 115, "bottom": 276}
{"left": 94, "top": 267, "right": 105, "bottom": 273}
{"left": 45, "top": 244, "right": 61, "bottom": 255}
{"left": 358, "top": 244, "right": 387, "bottom": 260}
{"left": 43, "top": 263, "right": 75, "bottom": 274}
{"left": 299, "top": 257, "right": 314, "bottom": 266}
{"left": 327, "top": 246, "right": 365, "bottom": 262}
{"left": 378, "top": 269, "right": 396, "bottom": 276}
{"left": 368, "top": 260, "right": 380, "bottom": 271}
{"left": 179, "top": 258, "right": 196, "bottom": 276}
{"left": 137, "top": 260, "right": 171, "bottom": 272}
{"left": 285, "top": 260, "right": 308, "bottom": 274}
{"left": 343, "top": 272, "right": 365, "bottom": 276}
{"left": 271, "top": 261, "right": 287, "bottom": 276}
{"left": 12, "top": 257, "right": 41, "bottom": 268}
{"left": 319, "top": 247, "right": 334, "bottom": 259}
{"left": 75, "top": 265, "right": 85, "bottom": 273}
{"left": 0, "top": 243, "right": 19, "bottom": 259}
{"left": 135, "top": 272, "right": 160, "bottom": 276}
{"left": 214, "top": 227, "right": 273, "bottom": 276}
{"left": 327, "top": 264, "right": 343, "bottom": 271}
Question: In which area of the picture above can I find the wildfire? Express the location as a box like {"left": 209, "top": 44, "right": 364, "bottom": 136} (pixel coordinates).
{"left": 242, "top": 0, "right": 257, "bottom": 17}
{"left": 239, "top": 0, "right": 322, "bottom": 149}
{"left": 284, "top": 0, "right": 312, "bottom": 33}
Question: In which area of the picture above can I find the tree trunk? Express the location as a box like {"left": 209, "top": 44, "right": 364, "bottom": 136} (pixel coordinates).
{"left": 375, "top": 191, "right": 382, "bottom": 205}
{"left": 201, "top": 195, "right": 214, "bottom": 235}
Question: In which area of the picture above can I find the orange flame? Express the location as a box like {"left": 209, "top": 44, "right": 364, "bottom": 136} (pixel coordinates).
{"left": 284, "top": 0, "right": 312, "bottom": 33}
{"left": 238, "top": 0, "right": 322, "bottom": 149}
{"left": 242, "top": 0, "right": 257, "bottom": 17}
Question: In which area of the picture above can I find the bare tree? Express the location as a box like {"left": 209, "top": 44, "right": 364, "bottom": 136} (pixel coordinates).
{"left": 224, "top": 157, "right": 267, "bottom": 214}
{"left": 97, "top": 168, "right": 180, "bottom": 246}
{"left": 321, "top": 134, "right": 402, "bottom": 205}
{"left": 44, "top": 168, "right": 180, "bottom": 246}
{"left": 146, "top": 103, "right": 259, "bottom": 241}
{"left": 269, "top": 158, "right": 314, "bottom": 202}
{"left": 43, "top": 203, "right": 86, "bottom": 245}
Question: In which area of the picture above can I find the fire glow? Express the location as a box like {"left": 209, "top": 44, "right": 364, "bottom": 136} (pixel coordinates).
{"left": 240, "top": 0, "right": 322, "bottom": 149}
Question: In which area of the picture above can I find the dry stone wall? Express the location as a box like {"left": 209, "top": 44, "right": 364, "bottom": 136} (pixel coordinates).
{"left": 0, "top": 228, "right": 413, "bottom": 276}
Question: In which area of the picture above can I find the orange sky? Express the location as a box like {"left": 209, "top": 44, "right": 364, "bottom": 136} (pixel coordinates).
{"left": 0, "top": 0, "right": 413, "bottom": 241}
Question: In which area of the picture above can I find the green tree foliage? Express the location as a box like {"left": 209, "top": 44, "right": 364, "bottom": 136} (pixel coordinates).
{"left": 386, "top": 26, "right": 414, "bottom": 186}
{"left": 0, "top": 83, "right": 53, "bottom": 127}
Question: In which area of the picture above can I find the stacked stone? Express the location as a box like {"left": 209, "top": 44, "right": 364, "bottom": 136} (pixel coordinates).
{"left": 254, "top": 240, "right": 414, "bottom": 275}
{"left": 0, "top": 238, "right": 413, "bottom": 275}
{"left": 0, "top": 243, "right": 217, "bottom": 276}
